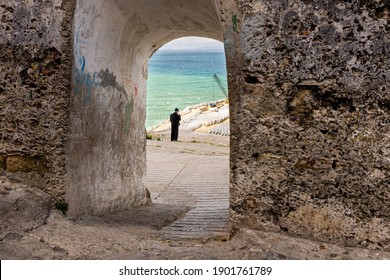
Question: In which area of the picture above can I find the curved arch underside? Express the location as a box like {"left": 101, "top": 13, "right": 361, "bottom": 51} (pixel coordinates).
{"left": 114, "top": 0, "right": 223, "bottom": 53}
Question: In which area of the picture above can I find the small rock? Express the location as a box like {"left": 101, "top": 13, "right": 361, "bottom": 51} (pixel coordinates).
{"left": 2, "top": 232, "right": 23, "bottom": 241}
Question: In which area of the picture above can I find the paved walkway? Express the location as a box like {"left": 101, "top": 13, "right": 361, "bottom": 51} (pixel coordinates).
{"left": 145, "top": 140, "right": 230, "bottom": 240}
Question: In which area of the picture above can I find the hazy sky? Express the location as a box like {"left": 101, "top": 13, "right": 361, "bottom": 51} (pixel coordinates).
{"left": 159, "top": 36, "right": 224, "bottom": 51}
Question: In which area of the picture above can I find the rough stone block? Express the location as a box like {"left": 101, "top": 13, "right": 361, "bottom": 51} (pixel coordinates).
{"left": 6, "top": 156, "right": 48, "bottom": 176}
{"left": 0, "top": 155, "right": 5, "bottom": 170}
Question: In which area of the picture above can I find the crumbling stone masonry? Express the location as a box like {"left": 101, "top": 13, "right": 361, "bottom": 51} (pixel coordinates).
{"left": 221, "top": 0, "right": 390, "bottom": 250}
{"left": 1, "top": 0, "right": 389, "bottom": 250}
{"left": 0, "top": 0, "right": 75, "bottom": 197}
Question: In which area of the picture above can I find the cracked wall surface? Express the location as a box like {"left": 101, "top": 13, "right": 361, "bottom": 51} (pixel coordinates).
{"left": 220, "top": 0, "right": 390, "bottom": 250}
{"left": 1, "top": 0, "right": 389, "bottom": 250}
{"left": 0, "top": 0, "right": 75, "bottom": 197}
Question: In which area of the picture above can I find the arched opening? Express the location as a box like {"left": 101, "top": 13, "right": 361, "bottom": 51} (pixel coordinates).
{"left": 66, "top": 0, "right": 228, "bottom": 235}
{"left": 145, "top": 37, "right": 230, "bottom": 239}
{"left": 146, "top": 37, "right": 228, "bottom": 136}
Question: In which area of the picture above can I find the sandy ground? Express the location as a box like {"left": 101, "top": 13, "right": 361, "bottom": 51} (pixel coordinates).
{"left": 1, "top": 133, "right": 390, "bottom": 260}
{"left": 147, "top": 129, "right": 230, "bottom": 147}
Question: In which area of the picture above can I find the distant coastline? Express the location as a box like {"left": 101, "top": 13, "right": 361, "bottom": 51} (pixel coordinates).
{"left": 157, "top": 48, "right": 225, "bottom": 53}
{"left": 148, "top": 99, "right": 230, "bottom": 136}
{"left": 146, "top": 49, "right": 228, "bottom": 129}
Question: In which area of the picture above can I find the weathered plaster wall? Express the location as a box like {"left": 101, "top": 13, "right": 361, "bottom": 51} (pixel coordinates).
{"left": 220, "top": 0, "right": 390, "bottom": 250}
{"left": 0, "top": 0, "right": 75, "bottom": 197}
{"left": 67, "top": 0, "right": 147, "bottom": 215}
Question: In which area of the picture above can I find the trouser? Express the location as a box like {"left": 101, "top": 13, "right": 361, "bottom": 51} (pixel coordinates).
{"left": 171, "top": 125, "right": 179, "bottom": 141}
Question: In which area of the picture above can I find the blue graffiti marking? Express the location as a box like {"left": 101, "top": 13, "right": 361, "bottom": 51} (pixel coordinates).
{"left": 73, "top": 67, "right": 99, "bottom": 103}
{"left": 81, "top": 56, "right": 86, "bottom": 72}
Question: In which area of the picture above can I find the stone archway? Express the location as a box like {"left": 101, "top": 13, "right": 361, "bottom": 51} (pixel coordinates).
{"left": 3, "top": 0, "right": 388, "bottom": 250}
{"left": 66, "top": 0, "right": 227, "bottom": 216}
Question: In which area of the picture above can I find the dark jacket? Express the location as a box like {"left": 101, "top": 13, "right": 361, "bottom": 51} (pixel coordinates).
{"left": 170, "top": 112, "right": 181, "bottom": 127}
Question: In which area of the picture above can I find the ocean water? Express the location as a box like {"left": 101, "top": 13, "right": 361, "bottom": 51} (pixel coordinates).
{"left": 146, "top": 50, "right": 228, "bottom": 129}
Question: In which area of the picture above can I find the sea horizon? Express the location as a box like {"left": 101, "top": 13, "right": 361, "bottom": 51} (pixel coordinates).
{"left": 146, "top": 49, "right": 228, "bottom": 129}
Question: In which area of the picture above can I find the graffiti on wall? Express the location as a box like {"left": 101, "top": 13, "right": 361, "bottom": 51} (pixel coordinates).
{"left": 73, "top": 56, "right": 135, "bottom": 133}
{"left": 73, "top": 59, "right": 98, "bottom": 105}
{"left": 123, "top": 100, "right": 134, "bottom": 133}
{"left": 232, "top": 14, "right": 238, "bottom": 32}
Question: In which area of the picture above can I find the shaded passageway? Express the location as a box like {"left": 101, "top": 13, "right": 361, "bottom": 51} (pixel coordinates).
{"left": 145, "top": 140, "right": 230, "bottom": 240}
{"left": 67, "top": 0, "right": 226, "bottom": 217}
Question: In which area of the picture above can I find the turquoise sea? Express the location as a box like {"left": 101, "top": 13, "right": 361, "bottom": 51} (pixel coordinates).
{"left": 146, "top": 50, "right": 228, "bottom": 129}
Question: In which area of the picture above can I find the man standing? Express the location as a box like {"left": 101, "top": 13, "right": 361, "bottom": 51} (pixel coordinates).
{"left": 170, "top": 108, "right": 181, "bottom": 141}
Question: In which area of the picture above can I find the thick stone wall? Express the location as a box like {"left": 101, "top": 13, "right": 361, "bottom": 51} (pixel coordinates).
{"left": 223, "top": 0, "right": 390, "bottom": 250}
{"left": 0, "top": 0, "right": 75, "bottom": 197}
